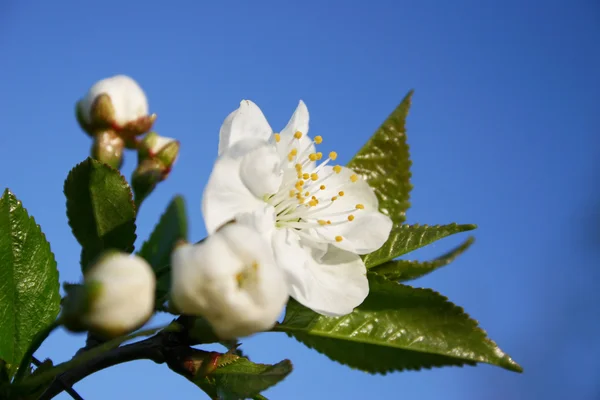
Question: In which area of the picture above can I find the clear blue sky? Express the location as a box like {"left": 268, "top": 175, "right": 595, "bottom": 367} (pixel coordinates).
{"left": 1, "top": 1, "right": 598, "bottom": 399}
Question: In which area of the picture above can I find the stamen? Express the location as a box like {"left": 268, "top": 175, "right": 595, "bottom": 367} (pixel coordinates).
{"left": 335, "top": 236, "right": 343, "bottom": 242}
{"left": 309, "top": 153, "right": 318, "bottom": 161}
{"left": 355, "top": 204, "right": 365, "bottom": 209}
{"left": 310, "top": 173, "right": 319, "bottom": 181}
{"left": 294, "top": 131, "right": 302, "bottom": 139}
{"left": 348, "top": 214, "right": 355, "bottom": 221}
{"left": 318, "top": 219, "right": 327, "bottom": 225}
{"left": 302, "top": 173, "right": 309, "bottom": 180}
{"left": 320, "top": 185, "right": 326, "bottom": 190}
{"left": 274, "top": 133, "right": 281, "bottom": 142}
{"left": 308, "top": 199, "right": 318, "bottom": 207}
{"left": 333, "top": 165, "right": 342, "bottom": 174}
{"left": 350, "top": 174, "right": 358, "bottom": 183}
{"left": 316, "top": 152, "right": 323, "bottom": 160}
{"left": 329, "top": 151, "right": 338, "bottom": 160}
{"left": 314, "top": 136, "right": 323, "bottom": 144}
{"left": 289, "top": 190, "right": 296, "bottom": 197}
{"left": 338, "top": 191, "right": 345, "bottom": 196}
{"left": 331, "top": 196, "right": 338, "bottom": 201}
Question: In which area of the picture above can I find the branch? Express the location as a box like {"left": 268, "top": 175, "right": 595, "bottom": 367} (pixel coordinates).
{"left": 39, "top": 334, "right": 167, "bottom": 399}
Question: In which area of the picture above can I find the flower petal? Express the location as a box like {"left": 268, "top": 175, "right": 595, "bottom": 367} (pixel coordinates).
{"left": 170, "top": 224, "right": 288, "bottom": 339}
{"left": 219, "top": 100, "right": 273, "bottom": 155}
{"left": 240, "top": 143, "right": 283, "bottom": 199}
{"left": 306, "top": 165, "right": 392, "bottom": 253}
{"left": 203, "top": 139, "right": 271, "bottom": 234}
{"left": 273, "top": 229, "right": 369, "bottom": 316}
{"left": 275, "top": 101, "right": 315, "bottom": 168}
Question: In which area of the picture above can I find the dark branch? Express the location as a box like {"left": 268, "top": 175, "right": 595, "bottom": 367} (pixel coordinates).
{"left": 38, "top": 334, "right": 168, "bottom": 400}
{"left": 32, "top": 357, "right": 84, "bottom": 400}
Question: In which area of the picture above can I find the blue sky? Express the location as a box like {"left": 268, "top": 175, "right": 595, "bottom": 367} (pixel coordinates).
{"left": 1, "top": 1, "right": 599, "bottom": 399}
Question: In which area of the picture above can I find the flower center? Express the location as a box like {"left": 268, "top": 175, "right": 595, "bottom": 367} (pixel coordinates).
{"left": 264, "top": 131, "right": 363, "bottom": 242}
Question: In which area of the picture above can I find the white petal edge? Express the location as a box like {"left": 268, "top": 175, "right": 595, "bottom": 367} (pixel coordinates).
{"left": 218, "top": 100, "right": 273, "bottom": 156}
{"left": 202, "top": 139, "right": 272, "bottom": 234}
{"left": 273, "top": 229, "right": 369, "bottom": 316}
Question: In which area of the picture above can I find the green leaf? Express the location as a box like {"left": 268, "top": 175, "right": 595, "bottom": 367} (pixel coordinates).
{"left": 64, "top": 158, "right": 137, "bottom": 270}
{"left": 195, "top": 356, "right": 292, "bottom": 399}
{"left": 371, "top": 236, "right": 475, "bottom": 282}
{"left": 137, "top": 196, "right": 188, "bottom": 306}
{"left": 363, "top": 223, "right": 477, "bottom": 268}
{"left": 0, "top": 190, "right": 61, "bottom": 378}
{"left": 277, "top": 274, "right": 522, "bottom": 374}
{"left": 347, "top": 91, "right": 413, "bottom": 226}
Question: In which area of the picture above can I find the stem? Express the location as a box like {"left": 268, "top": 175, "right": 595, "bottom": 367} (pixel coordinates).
{"left": 31, "top": 357, "right": 84, "bottom": 400}
{"left": 39, "top": 335, "right": 165, "bottom": 400}
{"left": 14, "top": 319, "right": 61, "bottom": 382}
{"left": 9, "top": 325, "right": 171, "bottom": 393}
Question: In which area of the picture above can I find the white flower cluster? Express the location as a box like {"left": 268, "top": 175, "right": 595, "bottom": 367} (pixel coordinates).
{"left": 78, "top": 78, "right": 392, "bottom": 340}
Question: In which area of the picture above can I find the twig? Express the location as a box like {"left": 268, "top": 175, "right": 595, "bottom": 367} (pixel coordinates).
{"left": 38, "top": 334, "right": 166, "bottom": 400}
{"left": 32, "top": 357, "right": 84, "bottom": 400}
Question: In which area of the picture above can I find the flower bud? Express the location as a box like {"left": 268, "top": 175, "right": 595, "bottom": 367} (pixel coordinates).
{"left": 139, "top": 132, "right": 180, "bottom": 167}
{"left": 170, "top": 223, "right": 289, "bottom": 339}
{"left": 91, "top": 130, "right": 125, "bottom": 169}
{"left": 76, "top": 251, "right": 155, "bottom": 338}
{"left": 76, "top": 75, "right": 155, "bottom": 138}
{"left": 132, "top": 133, "right": 180, "bottom": 205}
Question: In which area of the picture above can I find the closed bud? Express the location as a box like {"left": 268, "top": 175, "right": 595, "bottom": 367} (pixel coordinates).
{"left": 91, "top": 130, "right": 125, "bottom": 169}
{"left": 139, "top": 132, "right": 180, "bottom": 169}
{"left": 64, "top": 251, "right": 156, "bottom": 338}
{"left": 170, "top": 223, "right": 289, "bottom": 339}
{"left": 77, "top": 75, "right": 155, "bottom": 138}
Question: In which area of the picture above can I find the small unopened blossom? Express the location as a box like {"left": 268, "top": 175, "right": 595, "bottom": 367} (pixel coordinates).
{"left": 170, "top": 223, "right": 289, "bottom": 339}
{"left": 202, "top": 100, "right": 392, "bottom": 316}
{"left": 76, "top": 75, "right": 155, "bottom": 137}
{"left": 139, "top": 132, "right": 180, "bottom": 167}
{"left": 81, "top": 252, "right": 155, "bottom": 338}
{"left": 132, "top": 132, "right": 180, "bottom": 205}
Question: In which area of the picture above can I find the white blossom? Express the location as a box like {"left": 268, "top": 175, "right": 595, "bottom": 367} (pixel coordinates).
{"left": 80, "top": 75, "right": 149, "bottom": 127}
{"left": 83, "top": 252, "right": 155, "bottom": 337}
{"left": 202, "top": 100, "right": 392, "bottom": 316}
{"left": 170, "top": 223, "right": 289, "bottom": 339}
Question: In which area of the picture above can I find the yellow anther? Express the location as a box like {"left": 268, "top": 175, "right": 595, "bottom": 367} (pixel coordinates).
{"left": 297, "top": 180, "right": 305, "bottom": 186}
{"left": 290, "top": 148, "right": 298, "bottom": 156}
{"left": 305, "top": 191, "right": 310, "bottom": 196}
{"left": 298, "top": 197, "right": 306, "bottom": 204}
{"left": 251, "top": 261, "right": 259, "bottom": 271}
{"left": 338, "top": 191, "right": 345, "bottom": 196}
{"left": 348, "top": 214, "right": 355, "bottom": 221}
{"left": 333, "top": 165, "right": 342, "bottom": 174}
{"left": 355, "top": 204, "right": 365, "bottom": 210}
{"left": 302, "top": 173, "right": 309, "bottom": 180}
{"left": 295, "top": 163, "right": 303, "bottom": 171}
{"left": 316, "top": 152, "right": 323, "bottom": 160}
{"left": 274, "top": 133, "right": 281, "bottom": 143}
{"left": 335, "top": 236, "right": 343, "bottom": 242}
{"left": 297, "top": 173, "right": 302, "bottom": 179}
{"left": 289, "top": 190, "right": 296, "bottom": 197}
{"left": 350, "top": 174, "right": 359, "bottom": 183}
{"left": 318, "top": 220, "right": 327, "bottom": 225}
{"left": 309, "top": 199, "right": 318, "bottom": 207}
{"left": 294, "top": 131, "right": 302, "bottom": 139}
{"left": 314, "top": 136, "right": 323, "bottom": 144}
{"left": 319, "top": 185, "right": 326, "bottom": 190}
{"left": 331, "top": 196, "right": 338, "bottom": 201}
{"left": 288, "top": 154, "right": 294, "bottom": 161}
{"left": 327, "top": 220, "right": 332, "bottom": 224}
{"left": 329, "top": 151, "right": 338, "bottom": 160}
{"left": 310, "top": 173, "right": 319, "bottom": 181}
{"left": 309, "top": 153, "right": 318, "bottom": 161}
